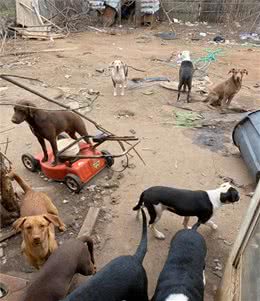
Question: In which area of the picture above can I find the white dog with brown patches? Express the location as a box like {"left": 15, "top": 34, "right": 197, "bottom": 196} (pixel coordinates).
{"left": 109, "top": 60, "right": 128, "bottom": 96}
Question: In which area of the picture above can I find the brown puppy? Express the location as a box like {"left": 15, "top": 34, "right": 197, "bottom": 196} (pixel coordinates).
{"left": 204, "top": 68, "right": 248, "bottom": 110}
{"left": 20, "top": 236, "right": 96, "bottom": 301}
{"left": 11, "top": 100, "right": 91, "bottom": 165}
{"left": 8, "top": 171, "right": 65, "bottom": 269}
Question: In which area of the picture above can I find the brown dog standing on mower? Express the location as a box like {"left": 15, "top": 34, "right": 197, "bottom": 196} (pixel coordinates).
{"left": 204, "top": 68, "right": 248, "bottom": 111}
{"left": 11, "top": 100, "right": 91, "bottom": 166}
{"left": 8, "top": 171, "right": 65, "bottom": 269}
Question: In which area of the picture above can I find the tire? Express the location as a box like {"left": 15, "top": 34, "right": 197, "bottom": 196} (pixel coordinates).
{"left": 21, "top": 153, "right": 40, "bottom": 172}
{"left": 64, "top": 174, "right": 83, "bottom": 193}
{"left": 101, "top": 150, "right": 114, "bottom": 167}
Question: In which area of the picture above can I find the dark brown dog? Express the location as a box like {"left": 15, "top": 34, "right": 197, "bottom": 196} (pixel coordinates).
{"left": 20, "top": 235, "right": 96, "bottom": 301}
{"left": 204, "top": 68, "right": 248, "bottom": 110}
{"left": 11, "top": 100, "right": 91, "bottom": 165}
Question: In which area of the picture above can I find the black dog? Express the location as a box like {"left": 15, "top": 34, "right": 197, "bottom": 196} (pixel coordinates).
{"left": 152, "top": 227, "right": 207, "bottom": 301}
{"left": 11, "top": 100, "right": 91, "bottom": 165}
{"left": 133, "top": 182, "right": 239, "bottom": 239}
{"left": 62, "top": 209, "right": 149, "bottom": 301}
{"left": 177, "top": 51, "right": 194, "bottom": 103}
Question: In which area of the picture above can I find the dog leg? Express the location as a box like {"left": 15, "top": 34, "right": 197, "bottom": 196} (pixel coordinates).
{"left": 37, "top": 137, "right": 48, "bottom": 162}
{"left": 177, "top": 83, "right": 182, "bottom": 102}
{"left": 49, "top": 138, "right": 59, "bottom": 166}
{"left": 150, "top": 224, "right": 165, "bottom": 240}
{"left": 203, "top": 270, "right": 206, "bottom": 286}
{"left": 136, "top": 209, "right": 141, "bottom": 220}
{"left": 226, "top": 94, "right": 235, "bottom": 107}
{"left": 113, "top": 80, "right": 117, "bottom": 96}
{"left": 121, "top": 84, "right": 125, "bottom": 96}
{"left": 206, "top": 220, "right": 218, "bottom": 230}
{"left": 182, "top": 216, "right": 191, "bottom": 229}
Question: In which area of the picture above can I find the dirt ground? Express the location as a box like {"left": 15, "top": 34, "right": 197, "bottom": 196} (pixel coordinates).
{"left": 0, "top": 23, "right": 260, "bottom": 300}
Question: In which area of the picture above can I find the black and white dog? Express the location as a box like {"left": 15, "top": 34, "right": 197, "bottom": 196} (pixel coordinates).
{"left": 62, "top": 209, "right": 148, "bottom": 301}
{"left": 133, "top": 183, "right": 239, "bottom": 239}
{"left": 152, "top": 227, "right": 207, "bottom": 301}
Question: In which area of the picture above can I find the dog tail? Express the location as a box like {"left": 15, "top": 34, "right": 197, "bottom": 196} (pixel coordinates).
{"left": 78, "top": 235, "right": 95, "bottom": 264}
{"left": 7, "top": 171, "right": 31, "bottom": 193}
{"left": 132, "top": 192, "right": 144, "bottom": 211}
{"left": 192, "top": 221, "right": 201, "bottom": 231}
{"left": 134, "top": 208, "right": 147, "bottom": 263}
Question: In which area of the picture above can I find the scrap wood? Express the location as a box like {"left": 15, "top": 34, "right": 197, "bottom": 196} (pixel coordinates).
{"left": 0, "top": 47, "right": 78, "bottom": 58}
{"left": 0, "top": 229, "right": 17, "bottom": 242}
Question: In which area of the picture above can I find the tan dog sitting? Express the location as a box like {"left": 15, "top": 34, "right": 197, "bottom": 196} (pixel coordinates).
{"left": 109, "top": 60, "right": 128, "bottom": 96}
{"left": 204, "top": 68, "right": 248, "bottom": 110}
{"left": 8, "top": 171, "right": 65, "bottom": 269}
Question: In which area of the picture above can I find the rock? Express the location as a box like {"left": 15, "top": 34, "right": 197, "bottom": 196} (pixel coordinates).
{"left": 63, "top": 199, "right": 69, "bottom": 204}
{"left": 96, "top": 68, "right": 104, "bottom": 73}
{"left": 80, "top": 196, "right": 86, "bottom": 201}
{"left": 130, "top": 129, "right": 136, "bottom": 134}
{"left": 65, "top": 74, "right": 71, "bottom": 79}
{"left": 212, "top": 270, "right": 223, "bottom": 278}
{"left": 87, "top": 185, "right": 96, "bottom": 192}
{"left": 223, "top": 240, "right": 233, "bottom": 246}
{"left": 102, "top": 181, "right": 120, "bottom": 189}
{"left": 111, "top": 196, "right": 120, "bottom": 205}
{"left": 116, "top": 173, "right": 124, "bottom": 180}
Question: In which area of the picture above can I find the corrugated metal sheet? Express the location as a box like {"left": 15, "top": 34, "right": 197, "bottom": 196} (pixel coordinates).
{"left": 141, "top": 0, "right": 160, "bottom": 14}
{"left": 105, "top": 0, "right": 120, "bottom": 10}
{"left": 89, "top": 0, "right": 105, "bottom": 10}
{"left": 89, "top": 0, "right": 120, "bottom": 11}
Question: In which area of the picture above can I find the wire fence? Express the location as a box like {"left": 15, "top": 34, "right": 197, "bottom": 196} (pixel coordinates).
{"left": 161, "top": 0, "right": 260, "bottom": 24}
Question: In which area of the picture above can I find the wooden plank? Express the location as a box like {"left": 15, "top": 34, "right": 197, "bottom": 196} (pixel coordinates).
{"left": 0, "top": 229, "right": 17, "bottom": 243}
{"left": 77, "top": 207, "right": 100, "bottom": 238}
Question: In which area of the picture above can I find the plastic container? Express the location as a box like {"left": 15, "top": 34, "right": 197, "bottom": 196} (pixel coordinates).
{"left": 232, "top": 110, "right": 260, "bottom": 183}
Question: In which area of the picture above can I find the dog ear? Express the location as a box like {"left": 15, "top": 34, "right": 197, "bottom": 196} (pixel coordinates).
{"left": 25, "top": 102, "right": 36, "bottom": 118}
{"left": 228, "top": 68, "right": 236, "bottom": 74}
{"left": 43, "top": 214, "right": 65, "bottom": 229}
{"left": 13, "top": 217, "right": 27, "bottom": 231}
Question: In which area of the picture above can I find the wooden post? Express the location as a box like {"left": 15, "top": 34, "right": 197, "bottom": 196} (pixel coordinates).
{"left": 135, "top": 0, "right": 142, "bottom": 27}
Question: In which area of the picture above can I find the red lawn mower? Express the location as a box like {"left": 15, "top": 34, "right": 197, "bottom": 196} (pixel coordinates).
{"left": 21, "top": 133, "right": 140, "bottom": 193}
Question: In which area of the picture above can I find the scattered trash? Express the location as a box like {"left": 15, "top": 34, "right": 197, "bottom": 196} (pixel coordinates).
{"left": 65, "top": 74, "right": 71, "bottom": 79}
{"left": 142, "top": 90, "right": 154, "bottom": 95}
{"left": 63, "top": 199, "right": 69, "bottom": 204}
{"left": 234, "top": 21, "right": 241, "bottom": 28}
{"left": 174, "top": 110, "right": 204, "bottom": 128}
{"left": 213, "top": 35, "right": 225, "bottom": 43}
{"left": 199, "top": 32, "right": 207, "bottom": 37}
{"left": 185, "top": 21, "right": 196, "bottom": 27}
{"left": 154, "top": 32, "right": 176, "bottom": 40}
{"left": 173, "top": 18, "right": 180, "bottom": 23}
{"left": 239, "top": 32, "right": 260, "bottom": 42}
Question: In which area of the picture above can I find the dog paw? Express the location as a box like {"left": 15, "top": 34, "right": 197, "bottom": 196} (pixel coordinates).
{"left": 42, "top": 157, "right": 48, "bottom": 162}
{"left": 59, "top": 225, "right": 66, "bottom": 232}
{"left": 155, "top": 232, "right": 165, "bottom": 240}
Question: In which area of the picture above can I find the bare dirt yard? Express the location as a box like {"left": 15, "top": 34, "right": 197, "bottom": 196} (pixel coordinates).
{"left": 1, "top": 24, "right": 260, "bottom": 300}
